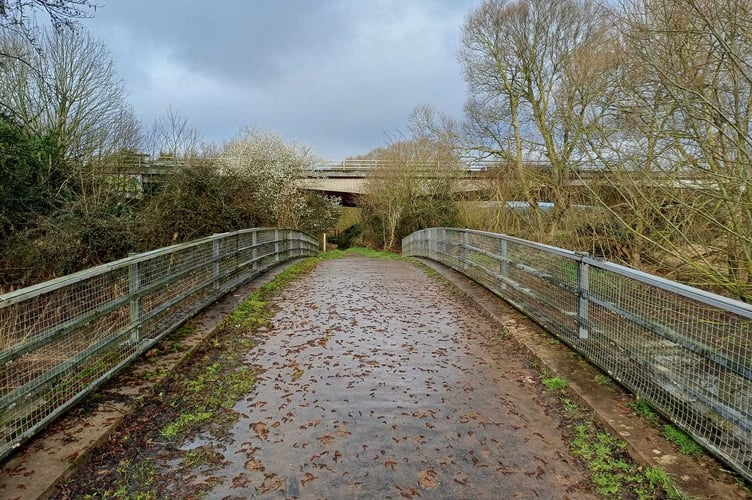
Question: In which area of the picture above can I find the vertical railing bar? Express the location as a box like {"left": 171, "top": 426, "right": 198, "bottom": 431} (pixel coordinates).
{"left": 128, "top": 259, "right": 141, "bottom": 343}
{"left": 212, "top": 237, "right": 221, "bottom": 291}
{"left": 499, "top": 236, "right": 508, "bottom": 290}
{"left": 462, "top": 231, "right": 469, "bottom": 271}
{"left": 275, "top": 229, "right": 280, "bottom": 263}
{"left": 576, "top": 253, "right": 589, "bottom": 340}
{"left": 252, "top": 230, "right": 258, "bottom": 272}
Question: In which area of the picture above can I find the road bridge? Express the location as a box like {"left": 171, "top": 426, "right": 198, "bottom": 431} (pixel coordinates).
{"left": 103, "top": 157, "right": 710, "bottom": 207}
{"left": 103, "top": 158, "right": 495, "bottom": 205}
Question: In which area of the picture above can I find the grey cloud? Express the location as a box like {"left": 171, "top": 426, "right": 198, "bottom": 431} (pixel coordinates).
{"left": 87, "top": 0, "right": 481, "bottom": 159}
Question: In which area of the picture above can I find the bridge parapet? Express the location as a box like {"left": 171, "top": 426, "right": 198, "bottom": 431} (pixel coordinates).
{"left": 404, "top": 228, "right": 752, "bottom": 482}
{"left": 0, "top": 228, "right": 320, "bottom": 461}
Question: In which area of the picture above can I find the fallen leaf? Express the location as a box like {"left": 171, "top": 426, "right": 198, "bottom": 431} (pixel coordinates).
{"left": 301, "top": 472, "right": 317, "bottom": 485}
{"left": 244, "top": 459, "right": 265, "bottom": 472}
{"left": 232, "top": 473, "right": 251, "bottom": 488}
{"left": 317, "top": 435, "right": 335, "bottom": 445}
{"left": 252, "top": 422, "right": 269, "bottom": 439}
{"left": 258, "top": 476, "right": 283, "bottom": 493}
{"left": 418, "top": 469, "right": 439, "bottom": 489}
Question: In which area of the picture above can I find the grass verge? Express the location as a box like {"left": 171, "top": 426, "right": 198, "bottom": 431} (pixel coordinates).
{"left": 320, "top": 247, "right": 400, "bottom": 260}
{"left": 560, "top": 395, "right": 686, "bottom": 499}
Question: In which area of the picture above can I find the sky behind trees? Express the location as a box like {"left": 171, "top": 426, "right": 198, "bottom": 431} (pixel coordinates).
{"left": 85, "top": 0, "right": 483, "bottom": 159}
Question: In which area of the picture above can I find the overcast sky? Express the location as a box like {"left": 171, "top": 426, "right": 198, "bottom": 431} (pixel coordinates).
{"left": 84, "top": 1, "right": 482, "bottom": 160}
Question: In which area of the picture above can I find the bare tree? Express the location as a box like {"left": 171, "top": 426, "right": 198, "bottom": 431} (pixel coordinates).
{"left": 578, "top": 0, "right": 752, "bottom": 300}
{"left": 147, "top": 106, "right": 202, "bottom": 162}
{"left": 362, "top": 136, "right": 460, "bottom": 250}
{"left": 0, "top": 0, "right": 96, "bottom": 31}
{"left": 0, "top": 0, "right": 98, "bottom": 78}
{"left": 0, "top": 28, "right": 131, "bottom": 164}
{"left": 458, "top": 0, "right": 612, "bottom": 221}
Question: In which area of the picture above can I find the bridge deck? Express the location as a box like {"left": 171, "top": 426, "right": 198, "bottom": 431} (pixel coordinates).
{"left": 188, "top": 255, "right": 593, "bottom": 498}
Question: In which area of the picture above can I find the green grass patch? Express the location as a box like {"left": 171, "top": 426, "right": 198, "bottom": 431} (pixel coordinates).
{"left": 594, "top": 374, "right": 611, "bottom": 386}
{"left": 628, "top": 399, "right": 661, "bottom": 426}
{"left": 90, "top": 458, "right": 158, "bottom": 500}
{"left": 551, "top": 392, "right": 686, "bottom": 498}
{"left": 662, "top": 425, "right": 703, "bottom": 455}
{"left": 569, "top": 416, "right": 685, "bottom": 499}
{"left": 542, "top": 376, "right": 568, "bottom": 392}
{"left": 628, "top": 399, "right": 703, "bottom": 456}
{"left": 160, "top": 411, "right": 213, "bottom": 440}
{"left": 320, "top": 247, "right": 400, "bottom": 260}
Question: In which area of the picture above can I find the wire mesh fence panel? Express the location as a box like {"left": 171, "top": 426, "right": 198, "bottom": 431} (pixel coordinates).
{"left": 0, "top": 228, "right": 319, "bottom": 461}
{"left": 403, "top": 228, "right": 752, "bottom": 482}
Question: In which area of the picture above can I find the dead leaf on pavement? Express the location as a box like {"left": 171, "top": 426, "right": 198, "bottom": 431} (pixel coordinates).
{"left": 418, "top": 469, "right": 439, "bottom": 489}
{"left": 244, "top": 459, "right": 265, "bottom": 472}
{"left": 301, "top": 472, "right": 317, "bottom": 485}
{"left": 251, "top": 421, "right": 269, "bottom": 439}
{"left": 317, "top": 434, "right": 335, "bottom": 445}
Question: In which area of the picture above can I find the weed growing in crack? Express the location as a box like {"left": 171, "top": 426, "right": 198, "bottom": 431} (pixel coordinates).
{"left": 628, "top": 398, "right": 661, "bottom": 426}
{"left": 160, "top": 411, "right": 213, "bottom": 440}
{"left": 566, "top": 409, "right": 685, "bottom": 499}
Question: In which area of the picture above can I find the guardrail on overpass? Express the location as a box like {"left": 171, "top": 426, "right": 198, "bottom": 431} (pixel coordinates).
{"left": 0, "top": 229, "right": 319, "bottom": 461}
{"left": 403, "top": 228, "right": 752, "bottom": 482}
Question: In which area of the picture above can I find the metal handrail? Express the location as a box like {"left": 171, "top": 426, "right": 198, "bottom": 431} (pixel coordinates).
{"left": 403, "top": 227, "right": 752, "bottom": 482}
{"left": 0, "top": 228, "right": 319, "bottom": 461}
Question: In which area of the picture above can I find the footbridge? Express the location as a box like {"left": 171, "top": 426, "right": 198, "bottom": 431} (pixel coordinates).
{"left": 1, "top": 228, "right": 750, "bottom": 497}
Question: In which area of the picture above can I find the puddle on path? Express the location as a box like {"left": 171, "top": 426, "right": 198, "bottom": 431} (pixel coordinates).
{"left": 188, "top": 256, "right": 592, "bottom": 499}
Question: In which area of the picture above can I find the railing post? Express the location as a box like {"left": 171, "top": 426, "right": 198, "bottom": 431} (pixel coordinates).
{"left": 577, "top": 254, "right": 590, "bottom": 340}
{"left": 462, "top": 231, "right": 469, "bottom": 271}
{"left": 499, "top": 236, "right": 508, "bottom": 290}
{"left": 128, "top": 259, "right": 141, "bottom": 343}
{"left": 275, "top": 229, "right": 280, "bottom": 263}
{"left": 252, "top": 230, "right": 258, "bottom": 272}
{"left": 235, "top": 232, "right": 240, "bottom": 274}
{"left": 212, "top": 238, "right": 221, "bottom": 291}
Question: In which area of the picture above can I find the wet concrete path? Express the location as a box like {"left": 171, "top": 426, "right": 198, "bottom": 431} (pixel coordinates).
{"left": 202, "top": 255, "right": 593, "bottom": 499}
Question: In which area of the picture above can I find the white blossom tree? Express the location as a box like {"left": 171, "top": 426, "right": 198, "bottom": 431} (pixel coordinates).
{"left": 221, "top": 128, "right": 339, "bottom": 232}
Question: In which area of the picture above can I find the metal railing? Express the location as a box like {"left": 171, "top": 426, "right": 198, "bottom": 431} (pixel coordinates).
{"left": 403, "top": 228, "right": 752, "bottom": 481}
{"left": 312, "top": 159, "right": 505, "bottom": 172}
{"left": 0, "top": 228, "right": 319, "bottom": 461}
